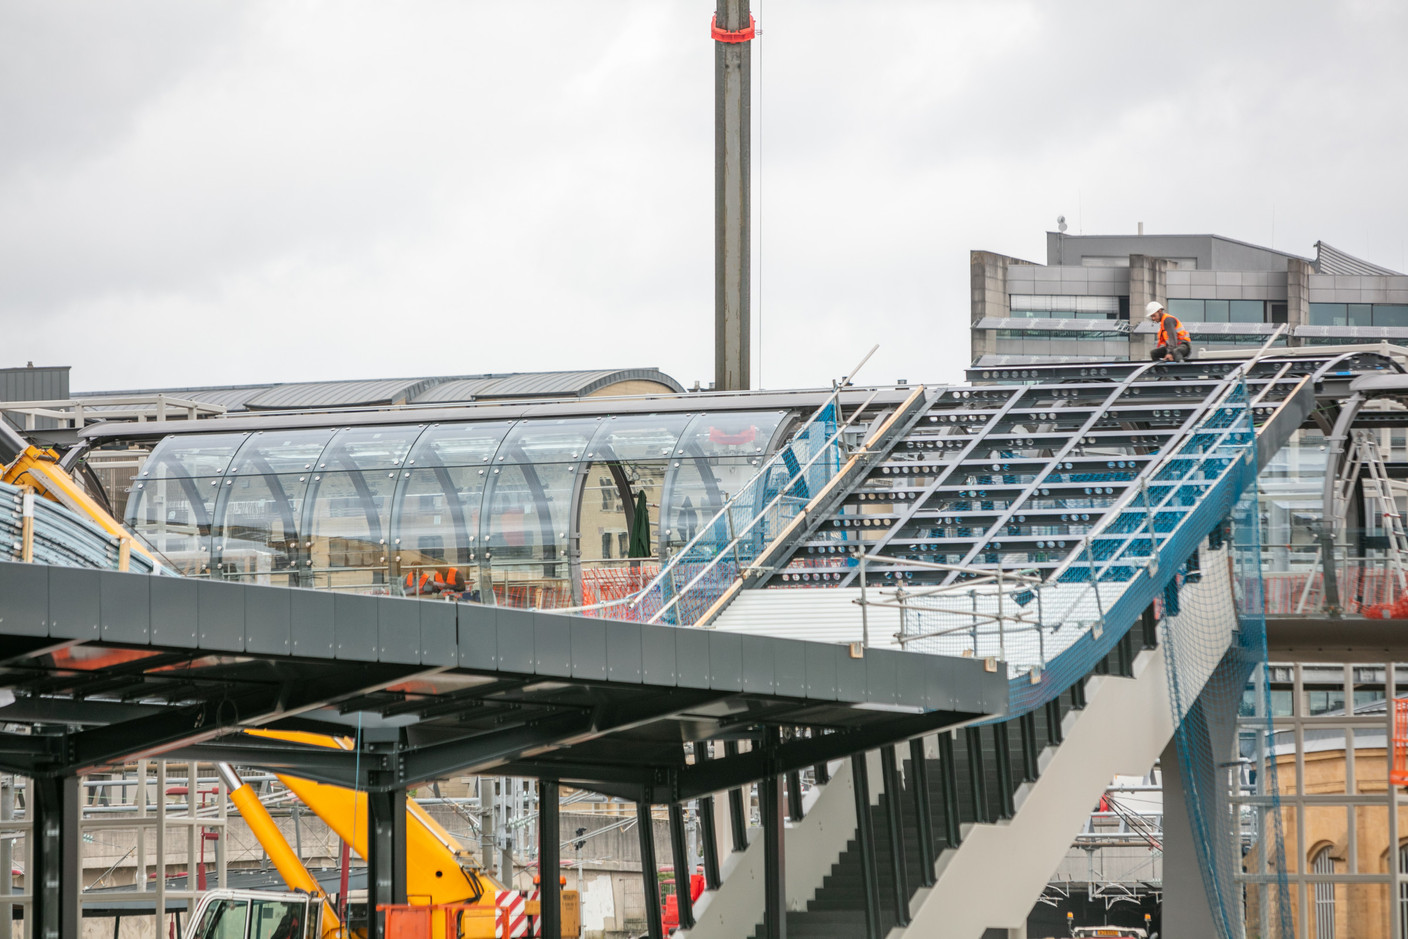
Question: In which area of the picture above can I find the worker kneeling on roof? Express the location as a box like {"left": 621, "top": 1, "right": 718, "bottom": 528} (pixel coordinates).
{"left": 1146, "top": 300, "right": 1191, "bottom": 362}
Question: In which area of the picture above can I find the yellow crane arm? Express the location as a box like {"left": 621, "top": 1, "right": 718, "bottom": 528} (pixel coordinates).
{"left": 1, "top": 443, "right": 155, "bottom": 564}
{"left": 216, "top": 764, "right": 343, "bottom": 939}
{"left": 244, "top": 729, "right": 499, "bottom": 905}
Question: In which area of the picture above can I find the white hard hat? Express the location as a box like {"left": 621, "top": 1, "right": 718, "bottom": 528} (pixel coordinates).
{"left": 1145, "top": 301, "right": 1165, "bottom": 319}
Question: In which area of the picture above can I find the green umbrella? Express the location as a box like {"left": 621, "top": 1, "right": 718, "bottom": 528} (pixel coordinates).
{"left": 628, "top": 491, "right": 652, "bottom": 558}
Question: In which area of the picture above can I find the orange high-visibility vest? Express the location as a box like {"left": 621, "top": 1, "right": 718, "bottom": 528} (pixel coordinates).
{"left": 1158, "top": 314, "right": 1190, "bottom": 347}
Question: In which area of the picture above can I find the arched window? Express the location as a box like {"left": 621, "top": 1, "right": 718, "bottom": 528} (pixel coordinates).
{"left": 1312, "top": 846, "right": 1335, "bottom": 939}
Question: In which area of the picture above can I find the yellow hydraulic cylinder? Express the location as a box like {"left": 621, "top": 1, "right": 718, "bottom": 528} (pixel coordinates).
{"left": 217, "top": 764, "right": 343, "bottom": 939}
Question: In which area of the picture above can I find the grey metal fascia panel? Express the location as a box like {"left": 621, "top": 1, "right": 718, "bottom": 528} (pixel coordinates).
{"left": 706, "top": 631, "right": 744, "bottom": 693}
{"left": 533, "top": 612, "right": 573, "bottom": 678}
{"left": 244, "top": 585, "right": 292, "bottom": 656}
{"left": 290, "top": 589, "right": 334, "bottom": 658}
{"left": 333, "top": 593, "right": 376, "bottom": 660}
{"left": 739, "top": 634, "right": 776, "bottom": 695}
{"left": 835, "top": 646, "right": 867, "bottom": 701}
{"left": 569, "top": 617, "right": 607, "bottom": 681}
{"left": 674, "top": 629, "right": 711, "bottom": 690}
{"left": 99, "top": 570, "right": 151, "bottom": 644}
{"left": 198, "top": 580, "right": 246, "bottom": 652}
{"left": 457, "top": 605, "right": 498, "bottom": 671}
{"left": 0, "top": 562, "right": 50, "bottom": 636}
{"left": 151, "top": 576, "right": 198, "bottom": 647}
{"left": 377, "top": 597, "right": 421, "bottom": 664}
{"left": 864, "top": 648, "right": 901, "bottom": 705}
{"left": 641, "top": 625, "right": 677, "bottom": 686}
{"left": 605, "top": 620, "right": 642, "bottom": 683}
{"left": 420, "top": 601, "right": 456, "bottom": 666}
{"left": 771, "top": 638, "right": 807, "bottom": 698}
{"left": 50, "top": 566, "right": 99, "bottom": 640}
{"left": 495, "top": 607, "right": 535, "bottom": 674}
{"left": 804, "top": 643, "right": 837, "bottom": 701}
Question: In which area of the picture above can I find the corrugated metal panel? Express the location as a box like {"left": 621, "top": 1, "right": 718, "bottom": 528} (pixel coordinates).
{"left": 1314, "top": 241, "right": 1400, "bottom": 276}
{"left": 245, "top": 378, "right": 444, "bottom": 410}
{"left": 0, "top": 366, "right": 70, "bottom": 403}
{"left": 411, "top": 377, "right": 508, "bottom": 402}
{"left": 712, "top": 587, "right": 907, "bottom": 650}
{"left": 412, "top": 368, "right": 684, "bottom": 401}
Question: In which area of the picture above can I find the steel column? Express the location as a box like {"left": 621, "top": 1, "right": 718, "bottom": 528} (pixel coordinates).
{"left": 761, "top": 772, "right": 786, "bottom": 939}
{"left": 938, "top": 733, "right": 961, "bottom": 847}
{"left": 697, "top": 794, "right": 721, "bottom": 890}
{"left": 539, "top": 780, "right": 561, "bottom": 939}
{"left": 366, "top": 786, "right": 407, "bottom": 939}
{"left": 965, "top": 727, "right": 989, "bottom": 823}
{"left": 851, "top": 753, "right": 882, "bottom": 939}
{"left": 31, "top": 774, "right": 79, "bottom": 939}
{"left": 785, "top": 769, "right": 804, "bottom": 822}
{"left": 880, "top": 746, "right": 910, "bottom": 926}
{"left": 668, "top": 803, "right": 695, "bottom": 931}
{"left": 907, "top": 738, "right": 936, "bottom": 886}
{"left": 993, "top": 722, "right": 1015, "bottom": 819}
{"left": 726, "top": 740, "right": 749, "bottom": 851}
{"left": 637, "top": 802, "right": 664, "bottom": 939}
{"left": 714, "top": 0, "right": 752, "bottom": 391}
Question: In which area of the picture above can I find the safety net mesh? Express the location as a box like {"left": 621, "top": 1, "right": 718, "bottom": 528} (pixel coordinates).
{"left": 1160, "top": 386, "right": 1293, "bottom": 939}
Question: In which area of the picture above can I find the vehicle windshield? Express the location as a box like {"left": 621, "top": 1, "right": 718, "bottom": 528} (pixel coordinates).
{"left": 192, "top": 899, "right": 250, "bottom": 939}
{"left": 251, "top": 899, "right": 307, "bottom": 939}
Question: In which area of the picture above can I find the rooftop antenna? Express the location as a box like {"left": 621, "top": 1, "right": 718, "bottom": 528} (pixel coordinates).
{"left": 1057, "top": 215, "right": 1067, "bottom": 234}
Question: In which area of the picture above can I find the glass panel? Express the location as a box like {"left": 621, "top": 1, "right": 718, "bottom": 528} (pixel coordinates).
{"left": 215, "top": 472, "right": 305, "bottom": 585}
{"left": 1310, "top": 303, "right": 1347, "bottom": 326}
{"left": 393, "top": 421, "right": 512, "bottom": 599}
{"left": 1203, "top": 299, "right": 1230, "bottom": 323}
{"left": 1374, "top": 304, "right": 1408, "bottom": 328}
{"left": 1168, "top": 298, "right": 1204, "bottom": 322}
{"left": 319, "top": 425, "right": 424, "bottom": 471}
{"left": 213, "top": 430, "right": 334, "bottom": 585}
{"left": 1230, "top": 299, "right": 1265, "bottom": 323}
{"left": 1348, "top": 303, "right": 1373, "bottom": 327}
{"left": 674, "top": 411, "right": 786, "bottom": 461}
{"left": 305, "top": 470, "right": 394, "bottom": 593}
{"left": 577, "top": 413, "right": 691, "bottom": 573}
{"left": 250, "top": 900, "right": 306, "bottom": 939}
{"left": 136, "top": 433, "right": 248, "bottom": 478}
{"left": 584, "top": 413, "right": 692, "bottom": 463}
{"left": 193, "top": 899, "right": 249, "bottom": 939}
{"left": 126, "top": 467, "right": 221, "bottom": 574}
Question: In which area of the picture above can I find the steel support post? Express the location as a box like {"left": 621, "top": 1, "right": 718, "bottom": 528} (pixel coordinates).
{"left": 696, "top": 794, "right": 721, "bottom": 889}
{"left": 965, "top": 727, "right": 990, "bottom": 823}
{"left": 908, "top": 738, "right": 936, "bottom": 887}
{"left": 31, "top": 774, "right": 79, "bottom": 939}
{"left": 714, "top": 0, "right": 751, "bottom": 391}
{"left": 725, "top": 740, "right": 749, "bottom": 851}
{"left": 637, "top": 802, "right": 664, "bottom": 939}
{"left": 1141, "top": 603, "right": 1159, "bottom": 648}
{"left": 539, "top": 780, "right": 561, "bottom": 939}
{"left": 938, "top": 733, "right": 961, "bottom": 847}
{"left": 785, "top": 770, "right": 804, "bottom": 822}
{"left": 993, "top": 723, "right": 1015, "bottom": 819}
{"left": 1018, "top": 712, "right": 1039, "bottom": 782}
{"left": 851, "top": 753, "right": 882, "bottom": 939}
{"left": 668, "top": 803, "right": 695, "bottom": 931}
{"left": 761, "top": 773, "right": 786, "bottom": 939}
{"left": 366, "top": 786, "right": 407, "bottom": 939}
{"left": 813, "top": 761, "right": 830, "bottom": 785}
{"left": 880, "top": 746, "right": 910, "bottom": 926}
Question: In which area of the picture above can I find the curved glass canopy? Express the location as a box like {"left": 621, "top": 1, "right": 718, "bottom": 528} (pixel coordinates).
{"left": 127, "top": 410, "right": 790, "bottom": 606}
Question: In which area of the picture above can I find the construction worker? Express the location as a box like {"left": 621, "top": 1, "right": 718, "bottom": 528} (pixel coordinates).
{"left": 1146, "top": 301, "right": 1191, "bottom": 362}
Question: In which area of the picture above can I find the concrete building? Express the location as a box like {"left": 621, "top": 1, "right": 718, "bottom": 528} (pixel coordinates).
{"left": 971, "top": 232, "right": 1408, "bottom": 367}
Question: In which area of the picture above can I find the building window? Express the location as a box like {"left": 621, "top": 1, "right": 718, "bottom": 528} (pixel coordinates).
{"left": 1167, "top": 299, "right": 1266, "bottom": 323}
{"left": 1312, "top": 847, "right": 1335, "bottom": 938}
{"left": 995, "top": 328, "right": 1127, "bottom": 341}
{"left": 1309, "top": 303, "right": 1408, "bottom": 328}
{"left": 1008, "top": 295, "right": 1121, "bottom": 318}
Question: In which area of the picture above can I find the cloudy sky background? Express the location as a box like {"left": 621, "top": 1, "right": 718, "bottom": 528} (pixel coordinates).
{"left": 3, "top": 1, "right": 1406, "bottom": 393}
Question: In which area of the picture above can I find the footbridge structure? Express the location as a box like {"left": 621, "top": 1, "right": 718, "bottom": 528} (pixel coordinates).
{"left": 1, "top": 351, "right": 1403, "bottom": 939}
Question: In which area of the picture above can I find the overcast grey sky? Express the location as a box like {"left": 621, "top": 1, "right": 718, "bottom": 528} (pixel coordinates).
{"left": 3, "top": 1, "right": 1406, "bottom": 393}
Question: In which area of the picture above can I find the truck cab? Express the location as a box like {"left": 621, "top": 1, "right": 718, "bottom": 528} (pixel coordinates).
{"left": 186, "top": 890, "right": 325, "bottom": 939}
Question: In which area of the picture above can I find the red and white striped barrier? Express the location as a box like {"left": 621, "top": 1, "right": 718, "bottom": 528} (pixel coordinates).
{"left": 528, "top": 889, "right": 542, "bottom": 937}
{"left": 495, "top": 890, "right": 528, "bottom": 938}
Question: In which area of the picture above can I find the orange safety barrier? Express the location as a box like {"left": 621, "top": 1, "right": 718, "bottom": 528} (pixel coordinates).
{"left": 1393, "top": 698, "right": 1408, "bottom": 788}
